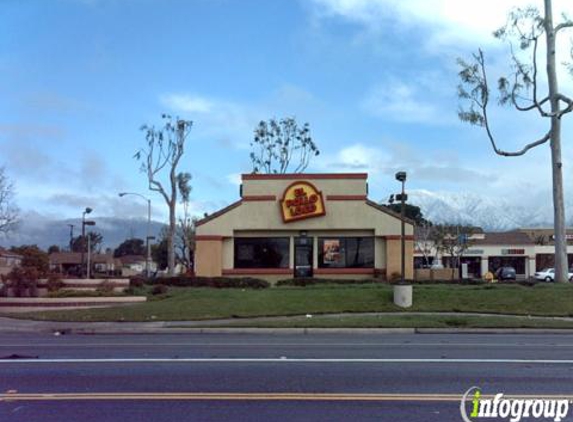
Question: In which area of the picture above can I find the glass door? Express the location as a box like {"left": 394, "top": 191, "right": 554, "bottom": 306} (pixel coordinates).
{"left": 294, "top": 237, "right": 313, "bottom": 278}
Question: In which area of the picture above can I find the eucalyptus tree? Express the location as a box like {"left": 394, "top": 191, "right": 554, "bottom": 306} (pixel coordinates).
{"left": 458, "top": 0, "right": 573, "bottom": 282}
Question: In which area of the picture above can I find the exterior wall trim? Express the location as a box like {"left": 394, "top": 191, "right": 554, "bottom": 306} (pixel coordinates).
{"left": 382, "top": 235, "right": 415, "bottom": 241}
{"left": 196, "top": 235, "right": 225, "bottom": 241}
{"left": 242, "top": 173, "right": 367, "bottom": 180}
{"left": 242, "top": 195, "right": 276, "bottom": 201}
{"left": 222, "top": 268, "right": 292, "bottom": 275}
{"left": 314, "top": 268, "right": 375, "bottom": 275}
{"left": 326, "top": 195, "right": 367, "bottom": 201}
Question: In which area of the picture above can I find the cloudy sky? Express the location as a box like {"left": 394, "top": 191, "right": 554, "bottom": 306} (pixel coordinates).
{"left": 1, "top": 0, "right": 572, "bottom": 230}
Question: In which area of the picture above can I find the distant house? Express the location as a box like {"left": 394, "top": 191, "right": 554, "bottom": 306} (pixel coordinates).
{"left": 49, "top": 252, "right": 120, "bottom": 276}
{"left": 0, "top": 248, "right": 22, "bottom": 276}
{"left": 118, "top": 255, "right": 157, "bottom": 276}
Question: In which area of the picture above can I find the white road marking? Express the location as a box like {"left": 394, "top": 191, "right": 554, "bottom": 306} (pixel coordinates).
{"left": 0, "top": 342, "right": 570, "bottom": 348}
{"left": 0, "top": 358, "right": 573, "bottom": 364}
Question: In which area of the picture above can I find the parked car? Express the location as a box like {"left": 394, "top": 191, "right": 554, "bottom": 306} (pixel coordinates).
{"left": 495, "top": 266, "right": 516, "bottom": 281}
{"left": 534, "top": 268, "right": 573, "bottom": 282}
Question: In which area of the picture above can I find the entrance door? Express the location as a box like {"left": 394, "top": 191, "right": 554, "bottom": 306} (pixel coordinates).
{"left": 294, "top": 237, "right": 313, "bottom": 278}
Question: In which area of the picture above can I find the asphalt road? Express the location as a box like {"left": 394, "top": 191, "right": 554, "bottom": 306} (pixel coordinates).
{"left": 1, "top": 332, "right": 573, "bottom": 421}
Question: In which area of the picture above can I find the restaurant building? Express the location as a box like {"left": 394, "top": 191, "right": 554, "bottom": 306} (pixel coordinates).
{"left": 195, "top": 173, "right": 414, "bottom": 282}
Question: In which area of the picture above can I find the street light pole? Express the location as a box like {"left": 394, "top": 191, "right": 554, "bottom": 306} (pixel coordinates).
{"left": 395, "top": 172, "right": 407, "bottom": 284}
{"left": 81, "top": 207, "right": 93, "bottom": 278}
{"left": 119, "top": 192, "right": 152, "bottom": 277}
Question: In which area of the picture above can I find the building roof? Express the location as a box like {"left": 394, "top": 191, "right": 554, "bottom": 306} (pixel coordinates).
{"left": 0, "top": 248, "right": 23, "bottom": 260}
{"left": 195, "top": 200, "right": 242, "bottom": 227}
{"left": 241, "top": 173, "right": 368, "bottom": 180}
{"left": 118, "top": 255, "right": 147, "bottom": 265}
{"left": 473, "top": 231, "right": 535, "bottom": 246}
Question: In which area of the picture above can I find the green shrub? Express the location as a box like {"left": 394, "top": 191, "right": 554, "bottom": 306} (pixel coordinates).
{"left": 151, "top": 284, "right": 169, "bottom": 295}
{"left": 276, "top": 278, "right": 380, "bottom": 287}
{"left": 95, "top": 280, "right": 115, "bottom": 295}
{"left": 1, "top": 266, "right": 39, "bottom": 297}
{"left": 153, "top": 276, "right": 270, "bottom": 289}
{"left": 129, "top": 277, "right": 146, "bottom": 288}
{"left": 46, "top": 273, "right": 64, "bottom": 292}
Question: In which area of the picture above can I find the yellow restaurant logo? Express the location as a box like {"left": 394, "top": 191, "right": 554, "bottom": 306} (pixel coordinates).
{"left": 280, "top": 181, "right": 326, "bottom": 223}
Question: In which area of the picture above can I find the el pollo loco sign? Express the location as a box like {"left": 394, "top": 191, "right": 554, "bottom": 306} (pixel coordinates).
{"left": 280, "top": 181, "right": 326, "bottom": 223}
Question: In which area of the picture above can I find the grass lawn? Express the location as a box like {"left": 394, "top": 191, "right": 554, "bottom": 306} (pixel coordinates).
{"left": 7, "top": 282, "right": 573, "bottom": 324}
{"left": 201, "top": 314, "right": 573, "bottom": 329}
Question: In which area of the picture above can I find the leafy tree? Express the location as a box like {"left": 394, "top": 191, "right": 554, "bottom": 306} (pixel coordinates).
{"left": 250, "top": 117, "right": 319, "bottom": 173}
{"left": 10, "top": 245, "right": 49, "bottom": 275}
{"left": 151, "top": 237, "right": 168, "bottom": 271}
{"left": 385, "top": 203, "right": 428, "bottom": 226}
{"left": 431, "top": 224, "right": 476, "bottom": 270}
{"left": 2, "top": 266, "right": 39, "bottom": 297}
{"left": 47, "top": 245, "right": 60, "bottom": 254}
{"left": 71, "top": 232, "right": 103, "bottom": 254}
{"left": 135, "top": 114, "right": 193, "bottom": 275}
{"left": 114, "top": 238, "right": 146, "bottom": 258}
{"left": 0, "top": 167, "right": 19, "bottom": 235}
{"left": 176, "top": 172, "right": 194, "bottom": 272}
{"left": 457, "top": 0, "right": 572, "bottom": 282}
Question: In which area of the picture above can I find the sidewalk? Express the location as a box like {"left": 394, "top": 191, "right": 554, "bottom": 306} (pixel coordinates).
{"left": 3, "top": 312, "right": 573, "bottom": 335}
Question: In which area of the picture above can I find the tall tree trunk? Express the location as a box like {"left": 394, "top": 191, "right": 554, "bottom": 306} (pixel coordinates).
{"left": 545, "top": 0, "right": 568, "bottom": 282}
{"left": 167, "top": 200, "right": 176, "bottom": 276}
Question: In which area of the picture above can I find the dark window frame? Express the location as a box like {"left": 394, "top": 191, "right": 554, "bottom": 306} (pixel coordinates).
{"left": 318, "top": 237, "right": 374, "bottom": 269}
{"left": 234, "top": 237, "right": 290, "bottom": 269}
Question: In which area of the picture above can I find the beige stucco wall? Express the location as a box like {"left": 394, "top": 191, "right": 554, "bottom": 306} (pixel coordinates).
{"left": 386, "top": 239, "right": 414, "bottom": 279}
{"left": 196, "top": 176, "right": 414, "bottom": 280}
{"left": 242, "top": 178, "right": 367, "bottom": 197}
{"left": 195, "top": 240, "right": 223, "bottom": 277}
{"left": 197, "top": 201, "right": 413, "bottom": 237}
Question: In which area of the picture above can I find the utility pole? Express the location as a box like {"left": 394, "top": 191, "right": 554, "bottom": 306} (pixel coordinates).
{"left": 68, "top": 224, "right": 74, "bottom": 252}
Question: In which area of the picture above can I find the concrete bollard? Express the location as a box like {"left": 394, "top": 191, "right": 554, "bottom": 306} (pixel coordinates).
{"left": 393, "top": 284, "right": 412, "bottom": 308}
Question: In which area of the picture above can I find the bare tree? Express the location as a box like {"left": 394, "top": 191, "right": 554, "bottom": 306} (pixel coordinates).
{"left": 433, "top": 224, "right": 475, "bottom": 271}
{"left": 457, "top": 0, "right": 573, "bottom": 282}
{"left": 250, "top": 117, "right": 319, "bottom": 173}
{"left": 414, "top": 220, "right": 436, "bottom": 267}
{"left": 0, "top": 167, "right": 19, "bottom": 236}
{"left": 135, "top": 114, "right": 193, "bottom": 276}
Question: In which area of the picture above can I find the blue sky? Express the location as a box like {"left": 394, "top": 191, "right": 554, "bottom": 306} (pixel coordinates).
{"left": 1, "top": 0, "right": 572, "bottom": 230}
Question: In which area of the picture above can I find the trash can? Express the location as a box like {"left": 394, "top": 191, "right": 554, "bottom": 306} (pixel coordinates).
{"left": 393, "top": 284, "right": 412, "bottom": 308}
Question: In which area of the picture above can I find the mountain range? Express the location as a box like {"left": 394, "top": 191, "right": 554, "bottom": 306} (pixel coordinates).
{"left": 0, "top": 212, "right": 166, "bottom": 251}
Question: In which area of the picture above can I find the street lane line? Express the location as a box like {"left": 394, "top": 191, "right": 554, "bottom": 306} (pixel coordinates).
{"left": 1, "top": 342, "right": 573, "bottom": 348}
{"left": 2, "top": 358, "right": 573, "bottom": 364}
{"left": 4, "top": 392, "right": 573, "bottom": 402}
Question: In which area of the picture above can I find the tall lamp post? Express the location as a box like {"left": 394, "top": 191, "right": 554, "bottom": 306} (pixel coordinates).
{"left": 119, "top": 192, "right": 152, "bottom": 277}
{"left": 81, "top": 207, "right": 95, "bottom": 278}
{"left": 390, "top": 172, "right": 408, "bottom": 284}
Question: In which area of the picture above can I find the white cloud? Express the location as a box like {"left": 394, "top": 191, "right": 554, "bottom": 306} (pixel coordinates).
{"left": 160, "top": 94, "right": 214, "bottom": 114}
{"left": 310, "top": 0, "right": 572, "bottom": 50}
{"left": 226, "top": 173, "right": 242, "bottom": 186}
{"left": 361, "top": 81, "right": 452, "bottom": 125}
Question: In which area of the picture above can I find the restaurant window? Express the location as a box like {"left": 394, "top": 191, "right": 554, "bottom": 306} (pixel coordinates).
{"left": 318, "top": 237, "right": 374, "bottom": 268}
{"left": 234, "top": 238, "right": 290, "bottom": 268}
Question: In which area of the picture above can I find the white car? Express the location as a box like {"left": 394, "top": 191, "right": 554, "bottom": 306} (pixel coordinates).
{"left": 534, "top": 268, "right": 573, "bottom": 282}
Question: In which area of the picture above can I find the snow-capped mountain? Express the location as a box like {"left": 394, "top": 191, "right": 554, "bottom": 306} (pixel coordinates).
{"left": 407, "top": 190, "right": 557, "bottom": 231}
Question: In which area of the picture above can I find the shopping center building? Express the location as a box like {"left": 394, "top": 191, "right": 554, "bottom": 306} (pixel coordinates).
{"left": 195, "top": 173, "right": 414, "bottom": 282}
{"left": 414, "top": 228, "right": 573, "bottom": 279}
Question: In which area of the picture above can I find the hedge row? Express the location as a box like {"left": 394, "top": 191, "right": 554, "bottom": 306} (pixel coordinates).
{"left": 130, "top": 276, "right": 270, "bottom": 289}
{"left": 276, "top": 278, "right": 382, "bottom": 287}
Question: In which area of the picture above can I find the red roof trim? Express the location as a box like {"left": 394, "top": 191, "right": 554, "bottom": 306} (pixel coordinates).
{"left": 196, "top": 235, "right": 224, "bottom": 241}
{"left": 222, "top": 268, "right": 292, "bottom": 275}
{"left": 314, "top": 268, "right": 375, "bottom": 275}
{"left": 195, "top": 200, "right": 242, "bottom": 227}
{"left": 326, "top": 195, "right": 367, "bottom": 201}
{"left": 242, "top": 195, "right": 276, "bottom": 201}
{"left": 242, "top": 173, "right": 367, "bottom": 180}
